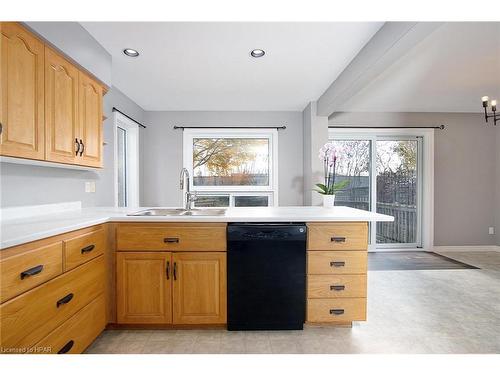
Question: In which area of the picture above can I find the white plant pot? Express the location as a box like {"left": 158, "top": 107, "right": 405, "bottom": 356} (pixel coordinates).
{"left": 322, "top": 194, "right": 335, "bottom": 208}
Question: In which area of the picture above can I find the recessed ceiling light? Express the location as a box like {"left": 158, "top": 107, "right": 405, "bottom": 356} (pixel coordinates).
{"left": 250, "top": 49, "right": 265, "bottom": 58}
{"left": 123, "top": 48, "right": 139, "bottom": 57}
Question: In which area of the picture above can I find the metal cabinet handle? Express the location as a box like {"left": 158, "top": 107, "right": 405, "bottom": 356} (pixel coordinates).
{"left": 330, "top": 309, "right": 345, "bottom": 315}
{"left": 330, "top": 261, "right": 346, "bottom": 267}
{"left": 56, "top": 293, "right": 74, "bottom": 308}
{"left": 79, "top": 139, "right": 84, "bottom": 156}
{"left": 173, "top": 262, "right": 177, "bottom": 280}
{"left": 164, "top": 237, "right": 179, "bottom": 243}
{"left": 330, "top": 285, "right": 346, "bottom": 291}
{"left": 20, "top": 264, "right": 44, "bottom": 280}
{"left": 81, "top": 244, "right": 95, "bottom": 254}
{"left": 331, "top": 236, "right": 346, "bottom": 243}
{"left": 166, "top": 261, "right": 170, "bottom": 280}
{"left": 75, "top": 138, "right": 80, "bottom": 155}
{"left": 57, "top": 340, "right": 74, "bottom": 354}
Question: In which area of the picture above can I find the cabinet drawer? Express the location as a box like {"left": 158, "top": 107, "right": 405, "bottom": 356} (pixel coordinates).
{"left": 0, "top": 255, "right": 104, "bottom": 350}
{"left": 308, "top": 274, "right": 367, "bottom": 298}
{"left": 308, "top": 251, "right": 367, "bottom": 275}
{"left": 307, "top": 298, "right": 366, "bottom": 323}
{"left": 33, "top": 294, "right": 106, "bottom": 354}
{"left": 307, "top": 223, "right": 368, "bottom": 251}
{"left": 116, "top": 224, "right": 226, "bottom": 251}
{"left": 0, "top": 242, "right": 63, "bottom": 303}
{"left": 64, "top": 228, "right": 105, "bottom": 271}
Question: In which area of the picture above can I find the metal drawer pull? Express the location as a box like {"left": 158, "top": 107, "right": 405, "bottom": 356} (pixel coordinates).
{"left": 164, "top": 237, "right": 179, "bottom": 243}
{"left": 330, "top": 261, "right": 346, "bottom": 267}
{"left": 58, "top": 340, "right": 74, "bottom": 354}
{"left": 56, "top": 293, "right": 74, "bottom": 308}
{"left": 166, "top": 261, "right": 170, "bottom": 280}
{"left": 79, "top": 139, "right": 84, "bottom": 156}
{"left": 81, "top": 244, "right": 95, "bottom": 254}
{"left": 75, "top": 138, "right": 80, "bottom": 155}
{"left": 330, "top": 309, "right": 345, "bottom": 315}
{"left": 20, "top": 264, "right": 44, "bottom": 280}
{"left": 330, "top": 285, "right": 345, "bottom": 291}
{"left": 173, "top": 262, "right": 177, "bottom": 280}
{"left": 331, "top": 236, "right": 346, "bottom": 242}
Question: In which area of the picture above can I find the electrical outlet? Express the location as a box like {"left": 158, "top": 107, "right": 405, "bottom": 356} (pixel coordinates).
{"left": 489, "top": 227, "right": 495, "bottom": 235}
{"left": 85, "top": 181, "right": 96, "bottom": 193}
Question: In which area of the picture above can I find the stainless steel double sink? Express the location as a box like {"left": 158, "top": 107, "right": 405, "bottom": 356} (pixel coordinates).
{"left": 127, "top": 208, "right": 227, "bottom": 217}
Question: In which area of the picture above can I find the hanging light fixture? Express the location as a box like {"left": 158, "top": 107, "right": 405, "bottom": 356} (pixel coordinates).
{"left": 481, "top": 96, "right": 498, "bottom": 125}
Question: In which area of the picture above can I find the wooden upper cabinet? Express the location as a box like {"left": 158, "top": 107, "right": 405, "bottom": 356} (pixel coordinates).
{"left": 0, "top": 22, "right": 105, "bottom": 167}
{"left": 0, "top": 22, "right": 45, "bottom": 160}
{"left": 116, "top": 252, "right": 173, "bottom": 324}
{"left": 44, "top": 47, "right": 79, "bottom": 164}
{"left": 172, "top": 252, "right": 227, "bottom": 325}
{"left": 79, "top": 73, "right": 103, "bottom": 167}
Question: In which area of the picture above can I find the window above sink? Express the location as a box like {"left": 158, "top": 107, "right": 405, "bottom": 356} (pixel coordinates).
{"left": 183, "top": 129, "right": 278, "bottom": 207}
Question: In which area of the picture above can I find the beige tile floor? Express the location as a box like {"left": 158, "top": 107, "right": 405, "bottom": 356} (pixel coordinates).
{"left": 85, "top": 251, "right": 500, "bottom": 354}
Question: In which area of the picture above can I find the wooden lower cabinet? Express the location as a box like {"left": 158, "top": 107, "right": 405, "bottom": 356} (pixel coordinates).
{"left": 0, "top": 241, "right": 63, "bottom": 304}
{"left": 116, "top": 252, "right": 172, "bottom": 324}
{"left": 173, "top": 252, "right": 226, "bottom": 325}
{"left": 116, "top": 223, "right": 227, "bottom": 252}
{"left": 307, "top": 298, "right": 367, "bottom": 323}
{"left": 63, "top": 227, "right": 105, "bottom": 271}
{"left": 33, "top": 294, "right": 106, "bottom": 354}
{"left": 116, "top": 251, "right": 227, "bottom": 325}
{"left": 307, "top": 274, "right": 367, "bottom": 299}
{"left": 0, "top": 255, "right": 105, "bottom": 350}
{"left": 306, "top": 222, "right": 369, "bottom": 325}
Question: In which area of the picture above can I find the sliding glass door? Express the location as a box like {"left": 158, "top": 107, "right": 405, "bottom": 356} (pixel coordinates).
{"left": 334, "top": 140, "right": 372, "bottom": 212}
{"left": 331, "top": 135, "right": 423, "bottom": 249}
{"left": 375, "top": 138, "right": 421, "bottom": 247}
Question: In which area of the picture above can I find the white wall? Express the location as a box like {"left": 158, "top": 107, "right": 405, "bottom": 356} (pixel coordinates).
{"left": 98, "top": 88, "right": 146, "bottom": 206}
{"left": 329, "top": 112, "right": 499, "bottom": 246}
{"left": 302, "top": 102, "right": 329, "bottom": 206}
{"left": 141, "top": 111, "right": 303, "bottom": 207}
{"left": 496, "top": 124, "right": 500, "bottom": 246}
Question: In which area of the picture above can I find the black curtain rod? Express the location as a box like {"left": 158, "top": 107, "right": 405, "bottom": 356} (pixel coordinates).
{"left": 173, "top": 125, "right": 286, "bottom": 130}
{"left": 329, "top": 125, "right": 445, "bottom": 130}
{"left": 112, "top": 107, "right": 147, "bottom": 128}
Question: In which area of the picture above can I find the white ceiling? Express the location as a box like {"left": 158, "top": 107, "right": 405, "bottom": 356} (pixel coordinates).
{"left": 338, "top": 22, "right": 500, "bottom": 113}
{"left": 80, "top": 22, "right": 383, "bottom": 111}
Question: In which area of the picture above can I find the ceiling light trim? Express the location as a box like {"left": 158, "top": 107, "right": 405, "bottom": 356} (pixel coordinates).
{"left": 123, "top": 48, "right": 140, "bottom": 57}
{"left": 250, "top": 49, "right": 265, "bottom": 58}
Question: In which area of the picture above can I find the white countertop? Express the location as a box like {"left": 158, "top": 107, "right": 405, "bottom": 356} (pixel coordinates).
{"left": 0, "top": 205, "right": 393, "bottom": 250}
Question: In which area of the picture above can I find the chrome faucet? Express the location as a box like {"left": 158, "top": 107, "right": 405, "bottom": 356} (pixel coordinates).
{"left": 180, "top": 168, "right": 197, "bottom": 210}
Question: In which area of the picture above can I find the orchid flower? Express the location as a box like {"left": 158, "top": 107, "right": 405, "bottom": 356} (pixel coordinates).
{"left": 315, "top": 142, "right": 349, "bottom": 195}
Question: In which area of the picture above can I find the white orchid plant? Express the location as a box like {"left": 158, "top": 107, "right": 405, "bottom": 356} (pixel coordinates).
{"left": 315, "top": 142, "right": 350, "bottom": 195}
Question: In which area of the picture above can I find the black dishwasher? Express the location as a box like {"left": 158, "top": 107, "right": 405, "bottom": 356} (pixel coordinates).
{"left": 227, "top": 223, "right": 307, "bottom": 330}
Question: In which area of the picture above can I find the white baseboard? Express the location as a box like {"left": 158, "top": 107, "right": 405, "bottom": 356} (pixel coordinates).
{"left": 433, "top": 245, "right": 500, "bottom": 253}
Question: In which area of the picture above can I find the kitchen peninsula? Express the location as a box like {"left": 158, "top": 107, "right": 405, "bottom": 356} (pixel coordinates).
{"left": 0, "top": 204, "right": 392, "bottom": 354}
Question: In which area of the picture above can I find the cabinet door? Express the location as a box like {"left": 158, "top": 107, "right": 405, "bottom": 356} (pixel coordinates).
{"left": 44, "top": 47, "right": 79, "bottom": 164}
{"left": 78, "top": 72, "right": 103, "bottom": 167}
{"left": 0, "top": 22, "right": 45, "bottom": 159}
{"left": 173, "top": 252, "right": 226, "bottom": 324}
{"left": 116, "top": 252, "right": 172, "bottom": 324}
